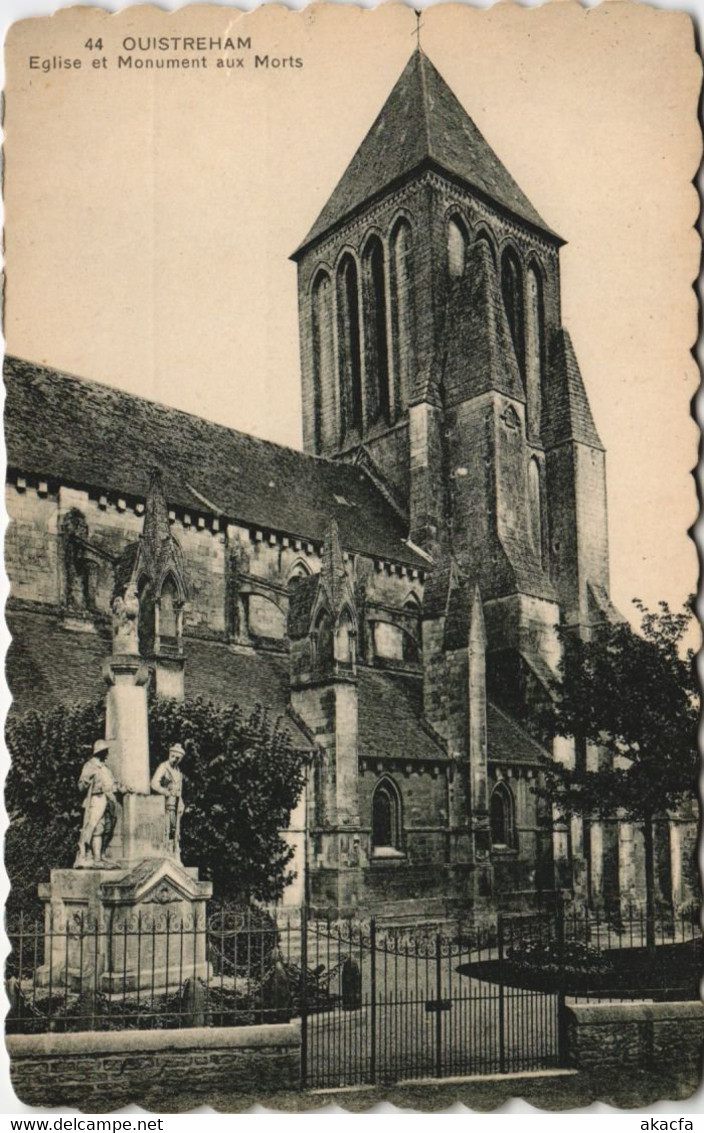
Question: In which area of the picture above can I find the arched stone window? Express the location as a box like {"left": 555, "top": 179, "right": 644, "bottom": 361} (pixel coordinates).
{"left": 337, "top": 254, "right": 363, "bottom": 440}
{"left": 528, "top": 457, "right": 543, "bottom": 566}
{"left": 362, "top": 236, "right": 390, "bottom": 427}
{"left": 402, "top": 596, "right": 421, "bottom": 662}
{"left": 525, "top": 264, "right": 544, "bottom": 436}
{"left": 335, "top": 607, "right": 356, "bottom": 670}
{"left": 389, "top": 219, "right": 414, "bottom": 417}
{"left": 447, "top": 215, "right": 467, "bottom": 279}
{"left": 473, "top": 228, "right": 497, "bottom": 264}
{"left": 372, "top": 777, "right": 402, "bottom": 852}
{"left": 288, "top": 558, "right": 312, "bottom": 583}
{"left": 312, "top": 270, "right": 334, "bottom": 451}
{"left": 314, "top": 607, "right": 335, "bottom": 672}
{"left": 501, "top": 248, "right": 525, "bottom": 379}
{"left": 158, "top": 575, "right": 179, "bottom": 648}
{"left": 137, "top": 575, "right": 156, "bottom": 657}
{"left": 490, "top": 781, "right": 516, "bottom": 849}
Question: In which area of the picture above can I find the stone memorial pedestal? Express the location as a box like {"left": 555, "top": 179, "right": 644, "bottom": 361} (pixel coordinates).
{"left": 38, "top": 856, "right": 212, "bottom": 993}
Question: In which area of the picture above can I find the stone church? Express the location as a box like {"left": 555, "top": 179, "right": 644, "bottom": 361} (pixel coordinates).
{"left": 5, "top": 49, "right": 693, "bottom": 924}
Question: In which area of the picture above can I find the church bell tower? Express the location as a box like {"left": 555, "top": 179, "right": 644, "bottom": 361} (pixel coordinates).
{"left": 291, "top": 48, "right": 613, "bottom": 664}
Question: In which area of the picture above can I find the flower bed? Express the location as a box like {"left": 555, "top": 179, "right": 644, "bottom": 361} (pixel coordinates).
{"left": 458, "top": 938, "right": 702, "bottom": 1000}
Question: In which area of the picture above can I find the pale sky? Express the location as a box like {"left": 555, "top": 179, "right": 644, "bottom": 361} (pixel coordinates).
{"left": 4, "top": 1, "right": 700, "bottom": 621}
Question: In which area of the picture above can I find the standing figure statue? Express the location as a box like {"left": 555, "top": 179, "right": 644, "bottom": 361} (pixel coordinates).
{"left": 151, "top": 743, "right": 185, "bottom": 859}
{"left": 75, "top": 739, "right": 123, "bottom": 868}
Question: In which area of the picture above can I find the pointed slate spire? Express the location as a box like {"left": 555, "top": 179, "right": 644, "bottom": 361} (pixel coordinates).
{"left": 293, "top": 49, "right": 559, "bottom": 258}
{"left": 422, "top": 539, "right": 463, "bottom": 622}
{"left": 543, "top": 329, "right": 604, "bottom": 450}
{"left": 142, "top": 467, "right": 172, "bottom": 551}
{"left": 442, "top": 238, "right": 525, "bottom": 408}
{"left": 112, "top": 467, "right": 188, "bottom": 614}
{"left": 320, "top": 518, "right": 348, "bottom": 615}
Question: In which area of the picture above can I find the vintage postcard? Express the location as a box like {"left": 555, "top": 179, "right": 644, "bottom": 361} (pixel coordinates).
{"left": 2, "top": 0, "right": 701, "bottom": 1113}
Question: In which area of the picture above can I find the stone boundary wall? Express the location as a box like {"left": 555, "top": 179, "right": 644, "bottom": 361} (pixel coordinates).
{"left": 565, "top": 1001, "right": 704, "bottom": 1075}
{"left": 7, "top": 1022, "right": 301, "bottom": 1109}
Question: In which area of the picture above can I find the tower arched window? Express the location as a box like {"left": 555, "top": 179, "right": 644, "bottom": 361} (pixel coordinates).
{"left": 389, "top": 219, "right": 414, "bottom": 417}
{"left": 363, "top": 236, "right": 390, "bottom": 427}
{"left": 311, "top": 270, "right": 334, "bottom": 452}
{"left": 525, "top": 264, "right": 544, "bottom": 436}
{"left": 473, "top": 228, "right": 497, "bottom": 264}
{"left": 490, "top": 781, "right": 516, "bottom": 849}
{"left": 337, "top": 254, "right": 363, "bottom": 440}
{"left": 528, "top": 457, "right": 543, "bottom": 566}
{"left": 447, "top": 216, "right": 467, "bottom": 279}
{"left": 501, "top": 248, "right": 525, "bottom": 380}
{"left": 372, "top": 778, "right": 402, "bottom": 853}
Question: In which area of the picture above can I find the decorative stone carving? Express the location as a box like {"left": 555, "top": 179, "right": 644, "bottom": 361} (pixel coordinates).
{"left": 111, "top": 468, "right": 188, "bottom": 658}
{"left": 61, "top": 508, "right": 100, "bottom": 614}
{"left": 501, "top": 404, "right": 520, "bottom": 430}
{"left": 144, "top": 881, "right": 182, "bottom": 905}
{"left": 111, "top": 590, "right": 140, "bottom": 655}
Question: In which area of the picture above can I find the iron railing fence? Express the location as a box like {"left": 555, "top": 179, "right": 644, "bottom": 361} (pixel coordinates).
{"left": 302, "top": 913, "right": 562, "bottom": 1088}
{"left": 6, "top": 901, "right": 700, "bottom": 1089}
{"left": 6, "top": 906, "right": 303, "bottom": 1035}
{"left": 499, "top": 901, "right": 702, "bottom": 1003}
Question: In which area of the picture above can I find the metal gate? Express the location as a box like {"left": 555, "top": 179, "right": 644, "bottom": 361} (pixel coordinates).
{"left": 301, "top": 914, "right": 564, "bottom": 1088}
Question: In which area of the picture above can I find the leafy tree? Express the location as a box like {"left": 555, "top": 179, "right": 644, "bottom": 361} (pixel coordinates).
{"left": 540, "top": 598, "right": 698, "bottom": 949}
{"left": 6, "top": 699, "right": 104, "bottom": 920}
{"left": 6, "top": 696, "right": 308, "bottom": 922}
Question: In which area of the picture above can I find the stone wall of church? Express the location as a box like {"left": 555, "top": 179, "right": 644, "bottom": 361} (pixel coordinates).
{"left": 484, "top": 595, "right": 561, "bottom": 669}
{"left": 6, "top": 476, "right": 227, "bottom": 634}
{"left": 5, "top": 482, "right": 61, "bottom": 608}
{"left": 6, "top": 474, "right": 425, "bottom": 657}
{"left": 546, "top": 443, "right": 610, "bottom": 627}
{"left": 421, "top": 628, "right": 470, "bottom": 783}
{"left": 358, "top": 763, "right": 448, "bottom": 866}
{"left": 488, "top": 765, "right": 548, "bottom": 910}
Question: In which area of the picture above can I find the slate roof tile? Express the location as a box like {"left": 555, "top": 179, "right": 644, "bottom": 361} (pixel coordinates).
{"left": 295, "top": 50, "right": 559, "bottom": 256}
{"left": 357, "top": 668, "right": 446, "bottom": 763}
{"left": 6, "top": 610, "right": 314, "bottom": 749}
{"left": 487, "top": 701, "right": 548, "bottom": 766}
{"left": 543, "top": 329, "right": 604, "bottom": 451}
{"left": 4, "top": 356, "right": 426, "bottom": 569}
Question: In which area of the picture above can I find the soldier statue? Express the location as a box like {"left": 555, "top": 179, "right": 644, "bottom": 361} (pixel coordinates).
{"left": 151, "top": 743, "right": 186, "bottom": 859}
{"left": 75, "top": 739, "right": 125, "bottom": 868}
